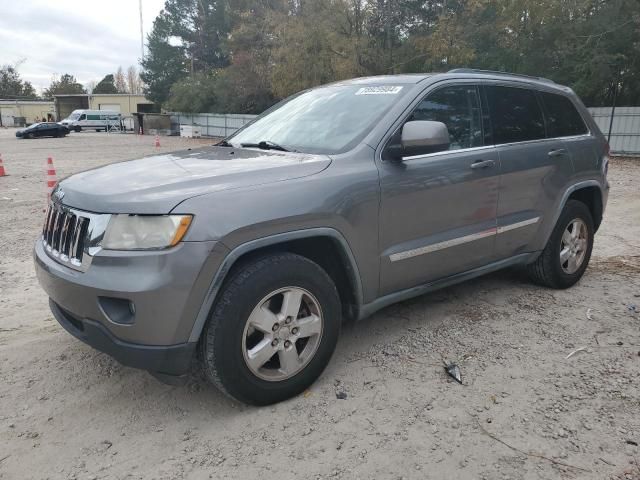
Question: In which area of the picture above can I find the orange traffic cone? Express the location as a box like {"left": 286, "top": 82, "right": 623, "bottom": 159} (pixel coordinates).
{"left": 0, "top": 153, "right": 7, "bottom": 177}
{"left": 155, "top": 135, "right": 160, "bottom": 148}
{"left": 46, "top": 157, "right": 57, "bottom": 202}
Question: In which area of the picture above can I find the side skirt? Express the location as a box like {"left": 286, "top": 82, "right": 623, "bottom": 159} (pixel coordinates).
{"left": 358, "top": 252, "right": 540, "bottom": 320}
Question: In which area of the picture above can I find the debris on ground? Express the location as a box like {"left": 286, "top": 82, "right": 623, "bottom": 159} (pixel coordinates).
{"left": 566, "top": 347, "right": 588, "bottom": 359}
{"left": 444, "top": 361, "right": 463, "bottom": 384}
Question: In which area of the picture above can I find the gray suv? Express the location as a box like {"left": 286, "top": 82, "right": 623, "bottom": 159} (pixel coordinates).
{"left": 34, "top": 69, "right": 609, "bottom": 405}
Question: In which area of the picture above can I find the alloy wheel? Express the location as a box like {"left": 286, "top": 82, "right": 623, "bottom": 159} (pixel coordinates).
{"left": 242, "top": 287, "right": 323, "bottom": 381}
{"left": 560, "top": 218, "right": 588, "bottom": 274}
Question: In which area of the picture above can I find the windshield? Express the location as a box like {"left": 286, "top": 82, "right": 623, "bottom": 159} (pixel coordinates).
{"left": 66, "top": 113, "right": 81, "bottom": 121}
{"left": 229, "top": 84, "right": 408, "bottom": 154}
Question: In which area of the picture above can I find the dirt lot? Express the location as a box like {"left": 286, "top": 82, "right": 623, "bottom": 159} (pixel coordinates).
{"left": 0, "top": 129, "right": 639, "bottom": 480}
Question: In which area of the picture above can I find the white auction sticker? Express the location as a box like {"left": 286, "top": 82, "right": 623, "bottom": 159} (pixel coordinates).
{"left": 355, "top": 86, "right": 403, "bottom": 95}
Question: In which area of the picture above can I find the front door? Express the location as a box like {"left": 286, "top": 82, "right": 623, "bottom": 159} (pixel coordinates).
{"left": 378, "top": 84, "right": 500, "bottom": 296}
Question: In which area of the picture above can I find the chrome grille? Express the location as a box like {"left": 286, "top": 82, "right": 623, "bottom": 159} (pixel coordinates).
{"left": 41, "top": 203, "right": 110, "bottom": 271}
{"left": 43, "top": 204, "right": 89, "bottom": 267}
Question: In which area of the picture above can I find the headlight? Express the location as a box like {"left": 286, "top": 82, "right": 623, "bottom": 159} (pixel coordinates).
{"left": 102, "top": 215, "right": 193, "bottom": 250}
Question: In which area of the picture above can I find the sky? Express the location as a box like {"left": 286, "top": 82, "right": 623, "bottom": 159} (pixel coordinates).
{"left": 0, "top": 0, "right": 166, "bottom": 93}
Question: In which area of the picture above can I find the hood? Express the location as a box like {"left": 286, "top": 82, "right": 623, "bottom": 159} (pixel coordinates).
{"left": 59, "top": 146, "right": 332, "bottom": 214}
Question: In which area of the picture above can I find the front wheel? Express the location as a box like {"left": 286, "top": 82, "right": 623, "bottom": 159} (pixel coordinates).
{"left": 526, "top": 200, "right": 594, "bottom": 289}
{"left": 199, "top": 253, "right": 341, "bottom": 405}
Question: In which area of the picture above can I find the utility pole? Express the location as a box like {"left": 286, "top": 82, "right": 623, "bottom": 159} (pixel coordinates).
{"left": 607, "top": 70, "right": 620, "bottom": 144}
{"left": 139, "top": 0, "right": 145, "bottom": 61}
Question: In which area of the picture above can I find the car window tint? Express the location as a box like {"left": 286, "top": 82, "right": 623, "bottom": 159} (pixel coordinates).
{"left": 485, "top": 86, "right": 545, "bottom": 144}
{"left": 540, "top": 92, "right": 588, "bottom": 137}
{"left": 408, "top": 85, "right": 483, "bottom": 150}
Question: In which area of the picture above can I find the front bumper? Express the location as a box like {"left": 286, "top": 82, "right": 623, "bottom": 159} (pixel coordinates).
{"left": 50, "top": 299, "right": 195, "bottom": 376}
{"left": 34, "top": 238, "right": 223, "bottom": 376}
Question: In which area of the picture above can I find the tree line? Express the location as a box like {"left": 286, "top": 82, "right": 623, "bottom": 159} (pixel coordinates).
{"left": 0, "top": 65, "right": 144, "bottom": 99}
{"left": 140, "top": 0, "right": 640, "bottom": 113}
{"left": 2, "top": 0, "right": 637, "bottom": 111}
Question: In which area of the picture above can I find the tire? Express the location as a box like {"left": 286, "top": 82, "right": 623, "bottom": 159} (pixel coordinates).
{"left": 75, "top": 126, "right": 81, "bottom": 132}
{"left": 199, "top": 253, "right": 341, "bottom": 405}
{"left": 526, "top": 200, "right": 594, "bottom": 289}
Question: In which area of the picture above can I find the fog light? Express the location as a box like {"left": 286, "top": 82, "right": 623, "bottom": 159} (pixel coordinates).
{"left": 98, "top": 297, "right": 136, "bottom": 325}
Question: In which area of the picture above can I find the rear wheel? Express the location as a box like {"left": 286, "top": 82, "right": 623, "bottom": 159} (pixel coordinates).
{"left": 526, "top": 200, "right": 594, "bottom": 289}
{"left": 199, "top": 253, "right": 341, "bottom": 405}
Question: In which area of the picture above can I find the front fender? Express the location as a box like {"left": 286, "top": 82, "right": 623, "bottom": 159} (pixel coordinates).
{"left": 185, "top": 227, "right": 364, "bottom": 343}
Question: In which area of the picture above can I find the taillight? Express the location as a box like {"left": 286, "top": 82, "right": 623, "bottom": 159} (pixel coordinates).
{"left": 602, "top": 141, "right": 610, "bottom": 177}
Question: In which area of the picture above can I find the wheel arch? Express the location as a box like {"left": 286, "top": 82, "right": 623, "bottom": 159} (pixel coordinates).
{"left": 567, "top": 185, "right": 603, "bottom": 232}
{"left": 550, "top": 181, "right": 604, "bottom": 233}
{"left": 188, "top": 228, "right": 364, "bottom": 343}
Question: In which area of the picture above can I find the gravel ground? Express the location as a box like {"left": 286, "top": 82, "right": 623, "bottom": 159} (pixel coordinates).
{"left": 0, "top": 129, "right": 639, "bottom": 480}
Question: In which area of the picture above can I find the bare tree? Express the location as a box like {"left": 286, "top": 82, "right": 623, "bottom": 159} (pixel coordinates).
{"left": 126, "top": 65, "right": 143, "bottom": 94}
{"left": 85, "top": 80, "right": 97, "bottom": 93}
{"left": 115, "top": 66, "right": 128, "bottom": 93}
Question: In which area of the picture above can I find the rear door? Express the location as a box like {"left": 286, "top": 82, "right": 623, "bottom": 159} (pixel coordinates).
{"left": 538, "top": 91, "right": 593, "bottom": 173}
{"left": 485, "top": 84, "right": 573, "bottom": 259}
{"left": 378, "top": 83, "right": 500, "bottom": 295}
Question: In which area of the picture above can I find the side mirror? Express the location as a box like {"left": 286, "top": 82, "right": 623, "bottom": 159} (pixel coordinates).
{"left": 399, "top": 120, "right": 450, "bottom": 158}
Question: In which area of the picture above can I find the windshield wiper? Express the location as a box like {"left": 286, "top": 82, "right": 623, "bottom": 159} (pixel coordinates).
{"left": 215, "top": 139, "right": 233, "bottom": 147}
{"left": 240, "top": 140, "right": 294, "bottom": 152}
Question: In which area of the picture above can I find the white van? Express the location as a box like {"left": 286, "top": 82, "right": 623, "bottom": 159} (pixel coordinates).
{"left": 60, "top": 110, "right": 122, "bottom": 132}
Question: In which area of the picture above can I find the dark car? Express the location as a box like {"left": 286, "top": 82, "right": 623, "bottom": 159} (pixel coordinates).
{"left": 16, "top": 122, "right": 70, "bottom": 139}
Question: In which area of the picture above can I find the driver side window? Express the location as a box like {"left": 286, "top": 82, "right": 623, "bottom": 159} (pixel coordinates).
{"left": 409, "top": 85, "right": 483, "bottom": 150}
{"left": 79, "top": 114, "right": 86, "bottom": 120}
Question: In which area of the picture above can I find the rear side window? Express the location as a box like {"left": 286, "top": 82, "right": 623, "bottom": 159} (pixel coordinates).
{"left": 485, "top": 86, "right": 545, "bottom": 144}
{"left": 540, "top": 92, "right": 588, "bottom": 137}
{"left": 408, "top": 85, "right": 483, "bottom": 150}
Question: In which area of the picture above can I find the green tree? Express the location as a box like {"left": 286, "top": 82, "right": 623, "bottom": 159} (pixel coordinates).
{"left": 141, "top": 0, "right": 640, "bottom": 111}
{"left": 0, "top": 65, "right": 37, "bottom": 98}
{"left": 161, "top": 0, "right": 231, "bottom": 71}
{"left": 140, "top": 12, "right": 189, "bottom": 105}
{"left": 93, "top": 74, "right": 118, "bottom": 94}
{"left": 165, "top": 72, "right": 219, "bottom": 112}
{"left": 445, "top": 0, "right": 640, "bottom": 106}
{"left": 44, "top": 74, "right": 86, "bottom": 97}
{"left": 140, "top": 0, "right": 232, "bottom": 105}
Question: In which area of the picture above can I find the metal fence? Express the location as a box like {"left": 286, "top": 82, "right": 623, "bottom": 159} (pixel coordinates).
{"left": 172, "top": 108, "right": 640, "bottom": 155}
{"left": 170, "top": 113, "right": 257, "bottom": 138}
{"left": 588, "top": 107, "right": 640, "bottom": 155}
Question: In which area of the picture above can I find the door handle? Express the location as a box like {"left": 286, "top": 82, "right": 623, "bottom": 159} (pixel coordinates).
{"left": 548, "top": 148, "right": 568, "bottom": 158}
{"left": 470, "top": 159, "right": 495, "bottom": 169}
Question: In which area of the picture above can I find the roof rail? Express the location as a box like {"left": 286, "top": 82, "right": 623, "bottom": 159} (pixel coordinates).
{"left": 448, "top": 68, "right": 555, "bottom": 84}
